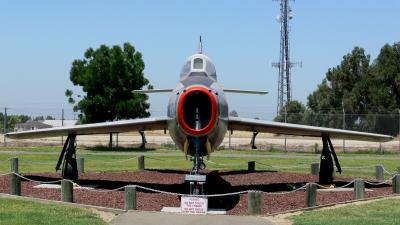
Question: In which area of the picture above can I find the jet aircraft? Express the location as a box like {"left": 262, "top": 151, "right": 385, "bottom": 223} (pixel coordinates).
{"left": 6, "top": 40, "right": 392, "bottom": 186}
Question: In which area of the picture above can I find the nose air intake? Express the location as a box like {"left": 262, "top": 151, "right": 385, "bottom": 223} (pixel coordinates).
{"left": 177, "top": 86, "right": 217, "bottom": 136}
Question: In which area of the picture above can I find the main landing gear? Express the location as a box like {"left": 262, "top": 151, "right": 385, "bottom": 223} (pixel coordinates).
{"left": 56, "top": 134, "right": 78, "bottom": 181}
{"left": 319, "top": 136, "right": 342, "bottom": 184}
{"left": 250, "top": 131, "right": 259, "bottom": 149}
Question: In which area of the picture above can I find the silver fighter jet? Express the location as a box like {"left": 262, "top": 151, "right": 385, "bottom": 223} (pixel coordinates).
{"left": 6, "top": 40, "right": 392, "bottom": 185}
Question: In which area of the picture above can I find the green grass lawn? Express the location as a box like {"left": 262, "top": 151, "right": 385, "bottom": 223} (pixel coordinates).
{"left": 0, "top": 146, "right": 399, "bottom": 179}
{"left": 290, "top": 198, "right": 400, "bottom": 225}
{"left": 0, "top": 197, "right": 108, "bottom": 225}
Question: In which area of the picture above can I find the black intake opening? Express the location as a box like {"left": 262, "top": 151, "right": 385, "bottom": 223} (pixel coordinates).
{"left": 182, "top": 91, "right": 212, "bottom": 130}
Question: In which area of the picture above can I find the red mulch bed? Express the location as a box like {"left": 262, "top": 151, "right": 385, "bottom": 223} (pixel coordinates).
{"left": 0, "top": 170, "right": 392, "bottom": 215}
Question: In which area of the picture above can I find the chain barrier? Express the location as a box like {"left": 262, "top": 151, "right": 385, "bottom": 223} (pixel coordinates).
{"left": 100, "top": 156, "right": 139, "bottom": 164}
{"left": 342, "top": 167, "right": 374, "bottom": 172}
{"left": 261, "top": 184, "right": 308, "bottom": 195}
{"left": 267, "top": 164, "right": 309, "bottom": 169}
{"left": 206, "top": 160, "right": 247, "bottom": 167}
{"left": 145, "top": 156, "right": 185, "bottom": 162}
{"left": 0, "top": 172, "right": 396, "bottom": 199}
{"left": 0, "top": 158, "right": 13, "bottom": 164}
{"left": 12, "top": 173, "right": 64, "bottom": 184}
{"left": 364, "top": 177, "right": 393, "bottom": 186}
{"left": 144, "top": 156, "right": 166, "bottom": 161}
{"left": 19, "top": 159, "right": 54, "bottom": 165}
{"left": 341, "top": 165, "right": 376, "bottom": 169}
{"left": 382, "top": 166, "right": 398, "bottom": 176}
{"left": 73, "top": 184, "right": 127, "bottom": 193}
{"left": 254, "top": 161, "right": 272, "bottom": 168}
{"left": 315, "top": 180, "right": 355, "bottom": 189}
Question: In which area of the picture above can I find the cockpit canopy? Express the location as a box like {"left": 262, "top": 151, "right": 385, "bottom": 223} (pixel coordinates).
{"left": 180, "top": 54, "right": 217, "bottom": 81}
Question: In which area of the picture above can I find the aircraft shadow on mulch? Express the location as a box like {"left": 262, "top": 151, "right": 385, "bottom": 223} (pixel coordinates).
{"left": 23, "top": 171, "right": 390, "bottom": 211}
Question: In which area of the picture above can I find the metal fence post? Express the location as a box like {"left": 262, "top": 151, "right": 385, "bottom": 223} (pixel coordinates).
{"left": 124, "top": 185, "right": 137, "bottom": 210}
{"left": 228, "top": 130, "right": 231, "bottom": 149}
{"left": 138, "top": 155, "right": 145, "bottom": 171}
{"left": 305, "top": 183, "right": 317, "bottom": 207}
{"left": 10, "top": 157, "right": 20, "bottom": 195}
{"left": 10, "top": 173, "right": 21, "bottom": 196}
{"left": 310, "top": 163, "right": 319, "bottom": 175}
{"left": 247, "top": 191, "right": 262, "bottom": 215}
{"left": 10, "top": 158, "right": 18, "bottom": 173}
{"left": 248, "top": 161, "right": 255, "bottom": 172}
{"left": 392, "top": 175, "right": 400, "bottom": 194}
{"left": 77, "top": 158, "right": 84, "bottom": 173}
{"left": 354, "top": 179, "right": 365, "bottom": 200}
{"left": 375, "top": 165, "right": 384, "bottom": 181}
{"left": 3, "top": 107, "right": 7, "bottom": 147}
{"left": 342, "top": 102, "right": 345, "bottom": 153}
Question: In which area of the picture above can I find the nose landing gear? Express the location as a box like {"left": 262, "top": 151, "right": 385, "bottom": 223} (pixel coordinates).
{"left": 186, "top": 135, "right": 207, "bottom": 195}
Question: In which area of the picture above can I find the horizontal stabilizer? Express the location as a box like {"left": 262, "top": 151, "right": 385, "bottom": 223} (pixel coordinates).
{"left": 132, "top": 89, "right": 173, "bottom": 94}
{"left": 223, "top": 89, "right": 268, "bottom": 95}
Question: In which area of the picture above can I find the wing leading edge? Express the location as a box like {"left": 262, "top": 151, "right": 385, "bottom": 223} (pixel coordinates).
{"left": 228, "top": 117, "right": 393, "bottom": 142}
{"left": 6, "top": 116, "right": 169, "bottom": 139}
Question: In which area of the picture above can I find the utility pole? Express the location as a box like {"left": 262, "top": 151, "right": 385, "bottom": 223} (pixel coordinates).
{"left": 272, "top": 0, "right": 301, "bottom": 115}
{"left": 284, "top": 105, "right": 287, "bottom": 151}
{"left": 61, "top": 108, "right": 64, "bottom": 145}
{"left": 342, "top": 101, "right": 345, "bottom": 153}
{"left": 3, "top": 107, "right": 7, "bottom": 146}
{"left": 398, "top": 109, "right": 400, "bottom": 152}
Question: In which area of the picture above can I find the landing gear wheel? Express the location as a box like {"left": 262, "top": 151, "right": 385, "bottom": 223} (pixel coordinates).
{"left": 190, "top": 181, "right": 204, "bottom": 195}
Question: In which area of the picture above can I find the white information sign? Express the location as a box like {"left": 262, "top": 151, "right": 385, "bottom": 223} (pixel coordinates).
{"left": 180, "top": 196, "right": 208, "bottom": 215}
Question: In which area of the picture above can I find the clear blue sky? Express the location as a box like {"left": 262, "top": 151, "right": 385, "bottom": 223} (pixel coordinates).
{"left": 0, "top": 0, "right": 399, "bottom": 120}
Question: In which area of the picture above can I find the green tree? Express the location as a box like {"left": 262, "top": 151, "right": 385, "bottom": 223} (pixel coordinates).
{"left": 66, "top": 43, "right": 151, "bottom": 123}
{"left": 306, "top": 47, "right": 373, "bottom": 130}
{"left": 33, "top": 116, "right": 45, "bottom": 121}
{"left": 274, "top": 100, "right": 306, "bottom": 124}
{"left": 0, "top": 112, "right": 3, "bottom": 131}
{"left": 7, "top": 115, "right": 31, "bottom": 131}
{"left": 45, "top": 115, "right": 55, "bottom": 120}
{"left": 308, "top": 47, "right": 371, "bottom": 113}
{"left": 306, "top": 43, "right": 400, "bottom": 135}
{"left": 370, "top": 42, "right": 400, "bottom": 112}
{"left": 367, "top": 42, "right": 400, "bottom": 135}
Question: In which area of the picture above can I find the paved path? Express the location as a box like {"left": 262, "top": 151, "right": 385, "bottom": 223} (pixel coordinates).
{"left": 111, "top": 211, "right": 275, "bottom": 225}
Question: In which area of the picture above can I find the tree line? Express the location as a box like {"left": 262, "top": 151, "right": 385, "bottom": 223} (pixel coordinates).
{"left": 275, "top": 42, "right": 400, "bottom": 135}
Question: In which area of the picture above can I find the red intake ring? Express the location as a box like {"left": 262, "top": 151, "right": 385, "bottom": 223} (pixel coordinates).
{"left": 177, "top": 86, "right": 218, "bottom": 136}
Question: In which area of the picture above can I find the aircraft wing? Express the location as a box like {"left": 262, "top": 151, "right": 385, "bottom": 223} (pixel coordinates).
{"left": 6, "top": 116, "right": 169, "bottom": 139}
{"left": 228, "top": 117, "right": 392, "bottom": 142}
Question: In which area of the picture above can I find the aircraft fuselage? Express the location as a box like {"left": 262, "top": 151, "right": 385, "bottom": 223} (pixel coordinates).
{"left": 167, "top": 53, "right": 228, "bottom": 157}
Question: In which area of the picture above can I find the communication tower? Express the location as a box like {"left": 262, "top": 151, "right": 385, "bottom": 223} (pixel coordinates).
{"left": 272, "top": 0, "right": 301, "bottom": 114}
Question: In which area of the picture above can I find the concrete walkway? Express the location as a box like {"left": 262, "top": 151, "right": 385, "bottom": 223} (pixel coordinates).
{"left": 111, "top": 211, "right": 275, "bottom": 225}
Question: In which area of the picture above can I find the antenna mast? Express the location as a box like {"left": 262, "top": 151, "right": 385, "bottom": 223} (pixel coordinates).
{"left": 272, "top": 0, "right": 301, "bottom": 115}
